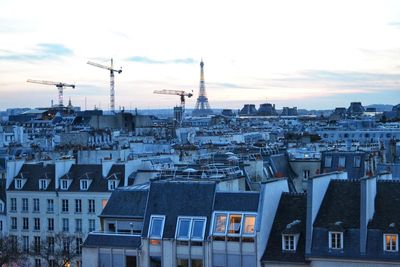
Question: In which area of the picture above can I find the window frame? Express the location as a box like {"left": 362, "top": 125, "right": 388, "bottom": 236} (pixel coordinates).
{"left": 211, "top": 211, "right": 257, "bottom": 237}
{"left": 384, "top": 234, "right": 398, "bottom": 252}
{"left": 80, "top": 179, "right": 89, "bottom": 190}
{"left": 338, "top": 156, "right": 346, "bottom": 168}
{"left": 174, "top": 216, "right": 207, "bottom": 241}
{"left": 324, "top": 156, "right": 332, "bottom": 168}
{"left": 148, "top": 215, "right": 166, "bottom": 240}
{"left": 282, "top": 234, "right": 297, "bottom": 251}
{"left": 329, "top": 231, "right": 344, "bottom": 250}
{"left": 39, "top": 179, "right": 48, "bottom": 190}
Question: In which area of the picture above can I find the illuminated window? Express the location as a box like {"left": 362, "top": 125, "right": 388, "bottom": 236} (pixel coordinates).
{"left": 329, "top": 231, "right": 343, "bottom": 249}
{"left": 228, "top": 214, "right": 242, "bottom": 235}
{"left": 384, "top": 234, "right": 398, "bottom": 252}
{"left": 213, "top": 213, "right": 227, "bottom": 234}
{"left": 243, "top": 215, "right": 256, "bottom": 235}
{"left": 148, "top": 215, "right": 165, "bottom": 239}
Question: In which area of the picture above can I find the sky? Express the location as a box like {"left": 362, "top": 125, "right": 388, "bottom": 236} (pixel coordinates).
{"left": 1, "top": 0, "right": 400, "bottom": 111}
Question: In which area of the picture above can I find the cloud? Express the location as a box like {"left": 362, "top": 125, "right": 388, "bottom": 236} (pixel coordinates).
{"left": 127, "top": 56, "right": 195, "bottom": 64}
{"left": 0, "top": 43, "right": 73, "bottom": 61}
{"left": 389, "top": 22, "right": 400, "bottom": 28}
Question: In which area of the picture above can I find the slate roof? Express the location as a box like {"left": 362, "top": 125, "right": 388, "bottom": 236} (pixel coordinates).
{"left": 321, "top": 151, "right": 366, "bottom": 179}
{"left": 83, "top": 234, "right": 141, "bottom": 248}
{"left": 262, "top": 192, "right": 307, "bottom": 263}
{"left": 369, "top": 180, "right": 400, "bottom": 230}
{"left": 61, "top": 164, "right": 109, "bottom": 192}
{"left": 213, "top": 191, "right": 260, "bottom": 212}
{"left": 8, "top": 163, "right": 56, "bottom": 191}
{"left": 314, "top": 180, "right": 360, "bottom": 228}
{"left": 142, "top": 181, "right": 216, "bottom": 239}
{"left": 107, "top": 164, "right": 125, "bottom": 180}
{"left": 100, "top": 189, "right": 148, "bottom": 218}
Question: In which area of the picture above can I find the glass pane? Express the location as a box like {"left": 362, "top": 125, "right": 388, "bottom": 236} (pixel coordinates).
{"left": 191, "top": 219, "right": 205, "bottom": 239}
{"left": 177, "top": 219, "right": 191, "bottom": 239}
{"left": 177, "top": 258, "right": 189, "bottom": 267}
{"left": 214, "top": 214, "right": 227, "bottom": 234}
{"left": 150, "top": 218, "right": 163, "bottom": 237}
{"left": 228, "top": 214, "right": 242, "bottom": 234}
{"left": 243, "top": 215, "right": 256, "bottom": 234}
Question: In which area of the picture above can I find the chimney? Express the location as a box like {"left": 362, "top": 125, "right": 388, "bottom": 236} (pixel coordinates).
{"left": 360, "top": 176, "right": 377, "bottom": 254}
{"left": 305, "top": 172, "right": 347, "bottom": 254}
{"left": 102, "top": 158, "right": 114, "bottom": 178}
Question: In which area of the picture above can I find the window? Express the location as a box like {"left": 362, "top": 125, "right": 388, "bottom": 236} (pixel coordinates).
{"left": 354, "top": 156, "right": 361, "bottom": 168}
{"left": 23, "top": 236, "right": 29, "bottom": 253}
{"left": 23, "top": 217, "right": 29, "bottom": 230}
{"left": 329, "top": 231, "right": 343, "bottom": 249}
{"left": 34, "top": 218, "right": 40, "bottom": 231}
{"left": 88, "top": 219, "right": 95, "bottom": 232}
{"left": 76, "top": 238, "right": 82, "bottom": 255}
{"left": 10, "top": 198, "right": 17, "bottom": 212}
{"left": 0, "top": 220, "right": 2, "bottom": 231}
{"left": 62, "top": 199, "right": 69, "bottom": 212}
{"left": 33, "top": 198, "right": 40, "bottom": 212}
{"left": 48, "top": 236, "right": 55, "bottom": 254}
{"left": 108, "top": 180, "right": 117, "bottom": 190}
{"left": 213, "top": 213, "right": 227, "bottom": 234}
{"left": 61, "top": 179, "right": 68, "bottom": 190}
{"left": 324, "top": 156, "right": 332, "bottom": 168}
{"left": 176, "top": 218, "right": 191, "bottom": 239}
{"left": 191, "top": 218, "right": 206, "bottom": 240}
{"left": 47, "top": 199, "right": 54, "bottom": 213}
{"left": 212, "top": 212, "right": 257, "bottom": 237}
{"left": 34, "top": 236, "right": 41, "bottom": 254}
{"left": 15, "top": 179, "right": 22, "bottom": 189}
{"left": 338, "top": 156, "right": 346, "bottom": 168}
{"left": 11, "top": 217, "right": 17, "bottom": 230}
{"left": 243, "top": 215, "right": 256, "bottom": 235}
{"left": 62, "top": 218, "right": 69, "bottom": 232}
{"left": 0, "top": 202, "right": 2, "bottom": 212}
{"left": 282, "top": 234, "right": 296, "bottom": 251}
{"left": 80, "top": 180, "right": 88, "bottom": 190}
{"left": 63, "top": 239, "right": 70, "bottom": 253}
{"left": 177, "top": 258, "right": 189, "bottom": 267}
{"left": 384, "top": 234, "right": 398, "bottom": 252}
{"left": 35, "top": 259, "right": 41, "bottom": 267}
{"left": 48, "top": 218, "right": 54, "bottom": 231}
{"left": 22, "top": 198, "right": 28, "bottom": 212}
{"left": 39, "top": 179, "right": 48, "bottom": 190}
{"left": 175, "top": 217, "right": 206, "bottom": 241}
{"left": 228, "top": 214, "right": 242, "bottom": 235}
{"left": 88, "top": 199, "right": 95, "bottom": 213}
{"left": 75, "top": 219, "right": 82, "bottom": 233}
{"left": 148, "top": 215, "right": 165, "bottom": 239}
{"left": 303, "top": 170, "right": 310, "bottom": 179}
{"left": 75, "top": 199, "right": 82, "bottom": 213}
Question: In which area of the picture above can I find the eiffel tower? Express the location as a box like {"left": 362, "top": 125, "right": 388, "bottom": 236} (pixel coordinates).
{"left": 192, "top": 59, "right": 214, "bottom": 117}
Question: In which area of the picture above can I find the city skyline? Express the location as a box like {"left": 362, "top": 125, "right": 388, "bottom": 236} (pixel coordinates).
{"left": 1, "top": 0, "right": 400, "bottom": 110}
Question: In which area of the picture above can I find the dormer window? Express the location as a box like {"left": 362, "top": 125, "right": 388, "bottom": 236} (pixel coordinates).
{"left": 15, "top": 179, "right": 23, "bottom": 189}
{"left": 175, "top": 217, "right": 206, "bottom": 241}
{"left": 338, "top": 156, "right": 346, "bottom": 168}
{"left": 384, "top": 234, "right": 398, "bottom": 252}
{"left": 80, "top": 180, "right": 88, "bottom": 190}
{"left": 212, "top": 212, "right": 256, "bottom": 237}
{"left": 148, "top": 215, "right": 165, "bottom": 240}
{"left": 329, "top": 231, "right": 343, "bottom": 249}
{"left": 61, "top": 180, "right": 69, "bottom": 190}
{"left": 108, "top": 180, "right": 118, "bottom": 191}
{"left": 282, "top": 234, "right": 297, "bottom": 251}
{"left": 39, "top": 179, "right": 48, "bottom": 190}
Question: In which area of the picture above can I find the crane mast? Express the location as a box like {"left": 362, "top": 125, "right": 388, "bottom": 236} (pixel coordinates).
{"left": 87, "top": 58, "right": 122, "bottom": 113}
{"left": 27, "top": 79, "right": 75, "bottom": 107}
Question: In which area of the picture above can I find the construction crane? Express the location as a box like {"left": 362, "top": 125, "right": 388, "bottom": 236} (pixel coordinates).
{"left": 153, "top": 89, "right": 193, "bottom": 112}
{"left": 87, "top": 58, "right": 122, "bottom": 113}
{"left": 27, "top": 79, "right": 75, "bottom": 107}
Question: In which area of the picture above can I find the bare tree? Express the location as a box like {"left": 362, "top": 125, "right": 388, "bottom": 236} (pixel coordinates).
{"left": 0, "top": 234, "right": 27, "bottom": 266}
{"left": 30, "top": 233, "right": 82, "bottom": 267}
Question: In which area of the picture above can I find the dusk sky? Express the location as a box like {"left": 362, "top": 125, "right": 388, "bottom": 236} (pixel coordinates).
{"left": 1, "top": 0, "right": 400, "bottom": 110}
